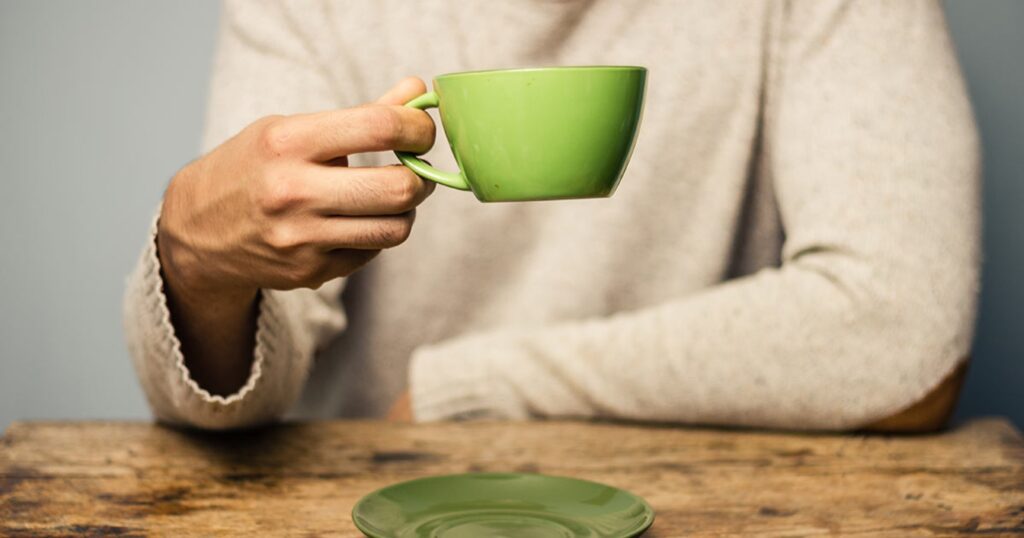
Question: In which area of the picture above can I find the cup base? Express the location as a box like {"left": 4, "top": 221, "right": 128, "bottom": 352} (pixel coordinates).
{"left": 475, "top": 192, "right": 614, "bottom": 203}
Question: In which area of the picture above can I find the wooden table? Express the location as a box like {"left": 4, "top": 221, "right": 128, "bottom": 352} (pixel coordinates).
{"left": 1, "top": 419, "right": 1022, "bottom": 536}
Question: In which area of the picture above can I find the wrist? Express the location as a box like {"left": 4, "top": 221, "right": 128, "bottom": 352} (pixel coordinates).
{"left": 157, "top": 235, "right": 256, "bottom": 318}
{"left": 157, "top": 163, "right": 257, "bottom": 313}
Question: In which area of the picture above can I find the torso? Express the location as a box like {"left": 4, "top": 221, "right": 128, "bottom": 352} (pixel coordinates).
{"left": 292, "top": 0, "right": 784, "bottom": 417}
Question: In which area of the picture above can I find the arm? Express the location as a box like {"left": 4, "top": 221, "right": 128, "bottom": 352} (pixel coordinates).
{"left": 124, "top": 0, "right": 435, "bottom": 429}
{"left": 125, "top": 0, "right": 342, "bottom": 430}
{"left": 408, "top": 0, "right": 980, "bottom": 431}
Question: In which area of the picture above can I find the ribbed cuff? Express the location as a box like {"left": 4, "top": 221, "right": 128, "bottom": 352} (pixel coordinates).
{"left": 408, "top": 333, "right": 527, "bottom": 422}
{"left": 128, "top": 212, "right": 295, "bottom": 428}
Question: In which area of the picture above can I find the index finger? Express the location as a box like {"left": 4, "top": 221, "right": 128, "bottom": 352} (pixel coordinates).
{"left": 281, "top": 104, "right": 436, "bottom": 162}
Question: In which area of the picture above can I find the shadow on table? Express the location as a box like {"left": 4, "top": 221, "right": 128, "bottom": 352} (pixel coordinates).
{"left": 162, "top": 421, "right": 440, "bottom": 484}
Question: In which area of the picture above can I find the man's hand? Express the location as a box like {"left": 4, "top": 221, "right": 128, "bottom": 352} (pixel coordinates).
{"left": 157, "top": 78, "right": 435, "bottom": 396}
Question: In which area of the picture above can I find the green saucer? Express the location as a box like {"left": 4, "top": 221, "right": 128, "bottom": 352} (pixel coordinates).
{"left": 352, "top": 472, "right": 654, "bottom": 537}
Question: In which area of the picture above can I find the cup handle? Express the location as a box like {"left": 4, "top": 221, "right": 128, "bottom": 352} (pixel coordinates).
{"left": 394, "top": 91, "right": 471, "bottom": 191}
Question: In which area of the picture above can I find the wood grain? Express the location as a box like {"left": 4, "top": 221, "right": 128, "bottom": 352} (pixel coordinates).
{"left": 1, "top": 419, "right": 1022, "bottom": 536}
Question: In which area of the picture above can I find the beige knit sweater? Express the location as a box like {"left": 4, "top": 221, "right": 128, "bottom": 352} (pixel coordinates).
{"left": 124, "top": 0, "right": 980, "bottom": 430}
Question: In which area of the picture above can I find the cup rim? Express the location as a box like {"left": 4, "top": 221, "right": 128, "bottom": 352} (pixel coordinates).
{"left": 436, "top": 65, "right": 646, "bottom": 81}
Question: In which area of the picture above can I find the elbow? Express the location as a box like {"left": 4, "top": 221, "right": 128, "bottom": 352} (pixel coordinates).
{"left": 860, "top": 360, "right": 968, "bottom": 433}
{"left": 790, "top": 246, "right": 977, "bottom": 432}
{"left": 837, "top": 267, "right": 976, "bottom": 433}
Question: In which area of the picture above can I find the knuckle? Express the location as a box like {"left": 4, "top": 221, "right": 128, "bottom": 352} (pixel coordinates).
{"left": 417, "top": 114, "right": 437, "bottom": 150}
{"left": 257, "top": 173, "right": 305, "bottom": 215}
{"left": 389, "top": 168, "right": 423, "bottom": 209}
{"left": 372, "top": 215, "right": 414, "bottom": 247}
{"left": 256, "top": 116, "right": 295, "bottom": 157}
{"left": 264, "top": 223, "right": 305, "bottom": 252}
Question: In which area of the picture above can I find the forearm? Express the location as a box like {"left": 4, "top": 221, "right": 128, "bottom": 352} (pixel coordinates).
{"left": 157, "top": 184, "right": 259, "bottom": 396}
{"left": 158, "top": 264, "right": 258, "bottom": 397}
{"left": 410, "top": 256, "right": 975, "bottom": 430}
{"left": 123, "top": 0, "right": 418, "bottom": 429}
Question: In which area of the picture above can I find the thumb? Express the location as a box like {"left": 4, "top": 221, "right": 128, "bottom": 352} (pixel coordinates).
{"left": 375, "top": 77, "right": 428, "bottom": 106}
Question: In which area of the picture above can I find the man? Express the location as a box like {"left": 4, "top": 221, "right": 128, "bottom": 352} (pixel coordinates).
{"left": 125, "top": 0, "right": 979, "bottom": 431}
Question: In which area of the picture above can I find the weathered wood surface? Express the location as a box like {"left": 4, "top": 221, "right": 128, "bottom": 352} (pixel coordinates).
{"left": 1, "top": 419, "right": 1022, "bottom": 537}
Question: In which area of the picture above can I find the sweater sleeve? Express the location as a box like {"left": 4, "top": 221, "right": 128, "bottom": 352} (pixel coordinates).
{"left": 409, "top": 0, "right": 981, "bottom": 430}
{"left": 124, "top": 215, "right": 345, "bottom": 429}
{"left": 123, "top": 0, "right": 346, "bottom": 429}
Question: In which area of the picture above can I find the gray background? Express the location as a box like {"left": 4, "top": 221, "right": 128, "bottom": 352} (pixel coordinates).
{"left": 0, "top": 1, "right": 1020, "bottom": 432}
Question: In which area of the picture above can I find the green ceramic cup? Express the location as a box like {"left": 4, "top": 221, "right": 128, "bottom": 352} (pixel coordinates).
{"left": 396, "top": 66, "right": 647, "bottom": 202}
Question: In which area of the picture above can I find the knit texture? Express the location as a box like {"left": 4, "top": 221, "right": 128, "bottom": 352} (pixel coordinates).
{"left": 124, "top": 0, "right": 980, "bottom": 430}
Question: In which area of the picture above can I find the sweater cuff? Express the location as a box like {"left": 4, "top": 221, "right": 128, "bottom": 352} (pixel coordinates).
{"left": 127, "top": 213, "right": 300, "bottom": 429}
{"left": 408, "top": 333, "right": 528, "bottom": 422}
